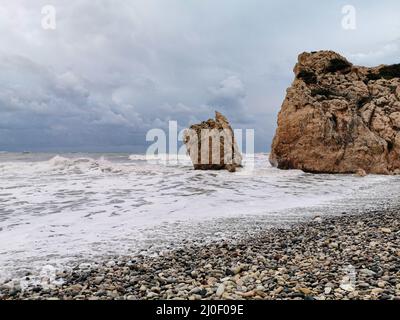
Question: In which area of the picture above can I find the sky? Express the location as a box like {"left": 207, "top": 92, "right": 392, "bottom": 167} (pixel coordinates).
{"left": 0, "top": 0, "right": 400, "bottom": 152}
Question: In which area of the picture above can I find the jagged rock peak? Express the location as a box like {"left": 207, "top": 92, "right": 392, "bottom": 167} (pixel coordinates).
{"left": 270, "top": 50, "right": 400, "bottom": 175}
{"left": 184, "top": 111, "right": 242, "bottom": 172}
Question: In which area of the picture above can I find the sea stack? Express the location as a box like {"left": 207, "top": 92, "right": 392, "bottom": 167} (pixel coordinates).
{"left": 183, "top": 111, "right": 242, "bottom": 172}
{"left": 270, "top": 50, "right": 400, "bottom": 175}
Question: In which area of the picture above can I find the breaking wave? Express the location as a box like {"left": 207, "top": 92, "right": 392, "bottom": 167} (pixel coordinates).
{"left": 47, "top": 155, "right": 127, "bottom": 174}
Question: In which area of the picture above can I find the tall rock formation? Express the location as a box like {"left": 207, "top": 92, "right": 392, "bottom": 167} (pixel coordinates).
{"left": 184, "top": 111, "right": 242, "bottom": 172}
{"left": 270, "top": 50, "right": 400, "bottom": 174}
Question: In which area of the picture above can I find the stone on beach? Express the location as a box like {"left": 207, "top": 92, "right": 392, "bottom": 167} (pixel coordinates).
{"left": 216, "top": 284, "right": 225, "bottom": 297}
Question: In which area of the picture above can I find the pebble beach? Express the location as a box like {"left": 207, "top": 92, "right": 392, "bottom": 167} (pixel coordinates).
{"left": 1, "top": 209, "right": 399, "bottom": 300}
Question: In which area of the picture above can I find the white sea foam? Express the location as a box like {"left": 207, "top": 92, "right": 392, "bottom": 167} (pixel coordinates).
{"left": 0, "top": 152, "right": 399, "bottom": 284}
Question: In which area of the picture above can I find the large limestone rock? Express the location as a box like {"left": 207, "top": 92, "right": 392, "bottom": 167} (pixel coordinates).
{"left": 270, "top": 50, "right": 400, "bottom": 174}
{"left": 184, "top": 111, "right": 242, "bottom": 172}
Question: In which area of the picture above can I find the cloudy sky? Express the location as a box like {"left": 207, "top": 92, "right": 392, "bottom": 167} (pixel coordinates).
{"left": 1, "top": 0, "right": 400, "bottom": 152}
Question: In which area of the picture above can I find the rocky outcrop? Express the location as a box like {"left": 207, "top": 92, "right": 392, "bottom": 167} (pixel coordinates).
{"left": 184, "top": 111, "right": 242, "bottom": 172}
{"left": 270, "top": 50, "right": 400, "bottom": 174}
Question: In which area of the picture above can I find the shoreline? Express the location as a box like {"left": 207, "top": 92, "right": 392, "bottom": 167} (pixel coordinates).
{"left": 1, "top": 209, "right": 399, "bottom": 300}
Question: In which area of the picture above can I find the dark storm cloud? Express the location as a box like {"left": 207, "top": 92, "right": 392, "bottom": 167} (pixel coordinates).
{"left": 1, "top": 0, "right": 400, "bottom": 151}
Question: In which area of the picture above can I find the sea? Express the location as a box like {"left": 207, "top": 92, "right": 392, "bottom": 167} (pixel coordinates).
{"left": 0, "top": 152, "right": 399, "bottom": 285}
